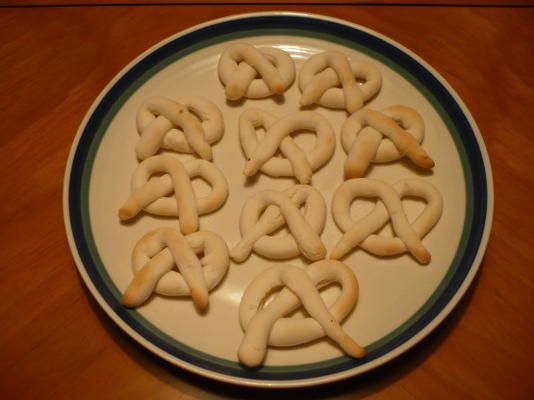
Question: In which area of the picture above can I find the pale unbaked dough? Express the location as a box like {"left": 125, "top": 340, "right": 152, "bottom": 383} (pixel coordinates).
{"left": 136, "top": 96, "right": 224, "bottom": 161}
{"left": 239, "top": 108, "right": 336, "bottom": 184}
{"left": 341, "top": 106, "right": 434, "bottom": 178}
{"left": 331, "top": 178, "right": 443, "bottom": 264}
{"left": 218, "top": 43, "right": 295, "bottom": 100}
{"left": 121, "top": 227, "right": 229, "bottom": 311}
{"left": 299, "top": 51, "right": 381, "bottom": 113}
{"left": 231, "top": 185, "right": 326, "bottom": 262}
{"left": 238, "top": 260, "right": 365, "bottom": 367}
{"left": 118, "top": 154, "right": 228, "bottom": 234}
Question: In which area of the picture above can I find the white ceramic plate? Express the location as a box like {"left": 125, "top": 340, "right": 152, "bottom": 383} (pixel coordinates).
{"left": 63, "top": 12, "right": 493, "bottom": 388}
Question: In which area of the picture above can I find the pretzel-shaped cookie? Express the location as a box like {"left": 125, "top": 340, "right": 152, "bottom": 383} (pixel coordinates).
{"left": 135, "top": 96, "right": 223, "bottom": 161}
{"left": 231, "top": 186, "right": 327, "bottom": 262}
{"left": 121, "top": 227, "right": 229, "bottom": 311}
{"left": 239, "top": 108, "right": 335, "bottom": 184}
{"left": 238, "top": 261, "right": 365, "bottom": 367}
{"left": 331, "top": 178, "right": 443, "bottom": 264}
{"left": 218, "top": 43, "right": 295, "bottom": 100}
{"left": 341, "top": 106, "right": 434, "bottom": 178}
{"left": 118, "top": 155, "right": 228, "bottom": 234}
{"left": 299, "top": 51, "right": 381, "bottom": 113}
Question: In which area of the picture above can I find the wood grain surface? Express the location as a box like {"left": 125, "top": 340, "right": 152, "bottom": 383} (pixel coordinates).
{"left": 2, "top": 1, "right": 534, "bottom": 6}
{"left": 1, "top": 3, "right": 533, "bottom": 399}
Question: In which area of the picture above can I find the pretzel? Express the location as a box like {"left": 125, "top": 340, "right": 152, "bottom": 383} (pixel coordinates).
{"left": 231, "top": 185, "right": 326, "bottom": 262}
{"left": 238, "top": 261, "right": 365, "bottom": 367}
{"left": 331, "top": 178, "right": 443, "bottom": 264}
{"left": 341, "top": 106, "right": 434, "bottom": 178}
{"left": 135, "top": 96, "right": 223, "bottom": 161}
{"left": 118, "top": 155, "right": 228, "bottom": 234}
{"left": 121, "top": 227, "right": 229, "bottom": 311}
{"left": 239, "top": 108, "right": 335, "bottom": 184}
{"left": 218, "top": 43, "right": 295, "bottom": 100}
{"left": 299, "top": 51, "right": 381, "bottom": 113}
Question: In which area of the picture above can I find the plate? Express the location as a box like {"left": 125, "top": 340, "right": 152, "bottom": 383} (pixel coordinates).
{"left": 63, "top": 12, "right": 493, "bottom": 388}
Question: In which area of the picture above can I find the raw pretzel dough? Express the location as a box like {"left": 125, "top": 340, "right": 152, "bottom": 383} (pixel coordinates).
{"left": 218, "top": 43, "right": 295, "bottom": 100}
{"left": 299, "top": 51, "right": 381, "bottom": 113}
{"left": 341, "top": 106, "right": 434, "bottom": 178}
{"left": 136, "top": 96, "right": 223, "bottom": 161}
{"left": 239, "top": 108, "right": 335, "bottom": 184}
{"left": 331, "top": 178, "right": 443, "bottom": 264}
{"left": 238, "top": 260, "right": 365, "bottom": 367}
{"left": 231, "top": 185, "right": 326, "bottom": 262}
{"left": 121, "top": 227, "right": 229, "bottom": 311}
{"left": 118, "top": 155, "right": 228, "bottom": 234}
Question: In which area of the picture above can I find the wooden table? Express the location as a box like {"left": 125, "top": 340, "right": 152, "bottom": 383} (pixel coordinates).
{"left": 1, "top": 2, "right": 533, "bottom": 399}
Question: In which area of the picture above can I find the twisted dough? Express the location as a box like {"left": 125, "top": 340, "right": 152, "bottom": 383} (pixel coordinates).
{"left": 135, "top": 96, "right": 223, "bottom": 161}
{"left": 331, "top": 178, "right": 443, "bottom": 264}
{"left": 121, "top": 227, "right": 229, "bottom": 311}
{"left": 299, "top": 51, "right": 381, "bottom": 113}
{"left": 341, "top": 106, "right": 434, "bottom": 178}
{"left": 231, "top": 185, "right": 326, "bottom": 262}
{"left": 238, "top": 261, "right": 365, "bottom": 367}
{"left": 118, "top": 155, "right": 228, "bottom": 234}
{"left": 218, "top": 43, "right": 295, "bottom": 100}
{"left": 239, "top": 108, "right": 336, "bottom": 184}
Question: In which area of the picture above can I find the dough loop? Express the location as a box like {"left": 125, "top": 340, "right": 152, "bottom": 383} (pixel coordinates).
{"left": 121, "top": 227, "right": 229, "bottom": 311}
{"left": 341, "top": 106, "right": 434, "bottom": 178}
{"left": 118, "top": 154, "right": 228, "bottom": 234}
{"left": 238, "top": 260, "right": 365, "bottom": 367}
{"left": 230, "top": 185, "right": 327, "bottom": 262}
{"left": 331, "top": 178, "right": 443, "bottom": 264}
{"left": 299, "top": 51, "right": 381, "bottom": 113}
{"left": 239, "top": 108, "right": 335, "bottom": 184}
{"left": 136, "top": 96, "right": 223, "bottom": 161}
{"left": 218, "top": 43, "right": 295, "bottom": 100}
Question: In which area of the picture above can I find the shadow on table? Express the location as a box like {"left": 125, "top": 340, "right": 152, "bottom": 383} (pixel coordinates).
{"left": 82, "top": 259, "right": 483, "bottom": 399}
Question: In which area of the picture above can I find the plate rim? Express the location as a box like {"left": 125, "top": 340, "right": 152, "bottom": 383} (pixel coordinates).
{"left": 62, "top": 10, "right": 494, "bottom": 388}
